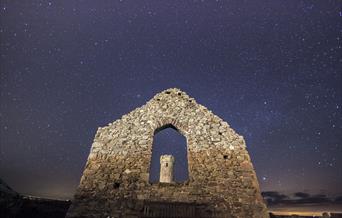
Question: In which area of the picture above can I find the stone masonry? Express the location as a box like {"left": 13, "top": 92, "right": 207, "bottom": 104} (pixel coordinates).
{"left": 66, "top": 88, "right": 269, "bottom": 218}
{"left": 159, "top": 155, "right": 175, "bottom": 183}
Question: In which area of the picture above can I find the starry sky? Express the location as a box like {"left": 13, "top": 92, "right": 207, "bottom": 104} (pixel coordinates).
{"left": 0, "top": 0, "right": 341, "bottom": 202}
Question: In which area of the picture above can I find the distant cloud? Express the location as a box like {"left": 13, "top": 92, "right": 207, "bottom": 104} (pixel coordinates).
{"left": 262, "top": 191, "right": 337, "bottom": 205}
{"left": 295, "top": 194, "right": 330, "bottom": 204}
{"left": 262, "top": 191, "right": 289, "bottom": 205}
{"left": 294, "top": 192, "right": 310, "bottom": 198}
{"left": 334, "top": 196, "right": 342, "bottom": 203}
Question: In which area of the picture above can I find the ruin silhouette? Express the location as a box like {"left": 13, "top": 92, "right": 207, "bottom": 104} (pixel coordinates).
{"left": 66, "top": 88, "right": 269, "bottom": 218}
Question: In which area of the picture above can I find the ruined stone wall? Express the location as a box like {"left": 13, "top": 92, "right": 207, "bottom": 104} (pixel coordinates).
{"left": 66, "top": 88, "right": 269, "bottom": 218}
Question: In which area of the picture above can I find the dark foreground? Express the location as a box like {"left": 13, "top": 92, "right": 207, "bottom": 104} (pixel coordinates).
{"left": 270, "top": 214, "right": 342, "bottom": 218}
{"left": 1, "top": 198, "right": 342, "bottom": 218}
{"left": 1, "top": 195, "right": 71, "bottom": 218}
{"left": 1, "top": 178, "right": 341, "bottom": 218}
{"left": 0, "top": 178, "right": 70, "bottom": 218}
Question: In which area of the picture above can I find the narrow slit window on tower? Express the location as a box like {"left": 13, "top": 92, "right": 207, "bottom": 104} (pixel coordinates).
{"left": 149, "top": 124, "right": 189, "bottom": 183}
{"left": 114, "top": 182, "right": 120, "bottom": 189}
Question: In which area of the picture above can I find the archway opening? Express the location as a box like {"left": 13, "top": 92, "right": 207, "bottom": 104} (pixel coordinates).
{"left": 149, "top": 124, "right": 189, "bottom": 183}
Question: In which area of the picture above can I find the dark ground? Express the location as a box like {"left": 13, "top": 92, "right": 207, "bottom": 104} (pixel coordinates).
{"left": 0, "top": 195, "right": 70, "bottom": 218}
{"left": 0, "top": 178, "right": 70, "bottom": 218}
{"left": 1, "top": 178, "right": 342, "bottom": 218}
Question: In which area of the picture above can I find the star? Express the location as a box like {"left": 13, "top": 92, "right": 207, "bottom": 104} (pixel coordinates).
{"left": 0, "top": 0, "right": 340, "bottom": 200}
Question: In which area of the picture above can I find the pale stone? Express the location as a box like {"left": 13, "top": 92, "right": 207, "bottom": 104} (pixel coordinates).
{"left": 66, "top": 88, "right": 269, "bottom": 218}
{"left": 159, "top": 155, "right": 175, "bottom": 183}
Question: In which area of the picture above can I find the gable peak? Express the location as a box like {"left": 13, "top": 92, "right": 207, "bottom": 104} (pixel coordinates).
{"left": 153, "top": 88, "right": 191, "bottom": 99}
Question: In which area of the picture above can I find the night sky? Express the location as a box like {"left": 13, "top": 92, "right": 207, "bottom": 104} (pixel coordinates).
{"left": 0, "top": 0, "right": 341, "bottom": 203}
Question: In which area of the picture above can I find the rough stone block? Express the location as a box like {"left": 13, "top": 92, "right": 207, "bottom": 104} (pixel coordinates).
{"left": 66, "top": 88, "right": 269, "bottom": 218}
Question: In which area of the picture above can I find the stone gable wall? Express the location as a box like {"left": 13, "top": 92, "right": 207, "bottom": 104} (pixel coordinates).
{"left": 66, "top": 88, "right": 269, "bottom": 218}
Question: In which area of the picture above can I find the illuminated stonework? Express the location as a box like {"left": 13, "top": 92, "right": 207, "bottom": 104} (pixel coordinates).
{"left": 159, "top": 155, "right": 175, "bottom": 183}
{"left": 66, "top": 88, "right": 269, "bottom": 218}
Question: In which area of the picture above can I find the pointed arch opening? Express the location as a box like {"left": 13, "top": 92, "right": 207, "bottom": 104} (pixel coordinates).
{"left": 148, "top": 124, "right": 189, "bottom": 183}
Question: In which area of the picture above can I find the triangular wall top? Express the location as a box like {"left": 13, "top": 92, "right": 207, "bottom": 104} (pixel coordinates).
{"left": 67, "top": 88, "right": 269, "bottom": 218}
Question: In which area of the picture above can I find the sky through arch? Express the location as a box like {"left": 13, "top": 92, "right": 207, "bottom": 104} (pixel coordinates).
{"left": 149, "top": 126, "right": 189, "bottom": 183}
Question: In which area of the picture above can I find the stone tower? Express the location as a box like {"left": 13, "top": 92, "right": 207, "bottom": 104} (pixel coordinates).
{"left": 159, "top": 154, "right": 175, "bottom": 183}
{"left": 66, "top": 88, "right": 269, "bottom": 218}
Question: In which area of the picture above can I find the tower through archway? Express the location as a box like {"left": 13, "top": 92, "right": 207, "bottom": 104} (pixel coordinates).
{"left": 66, "top": 88, "right": 269, "bottom": 218}
{"left": 149, "top": 124, "right": 189, "bottom": 183}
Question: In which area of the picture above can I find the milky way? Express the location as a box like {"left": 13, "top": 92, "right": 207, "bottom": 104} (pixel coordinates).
{"left": 0, "top": 1, "right": 341, "bottom": 199}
